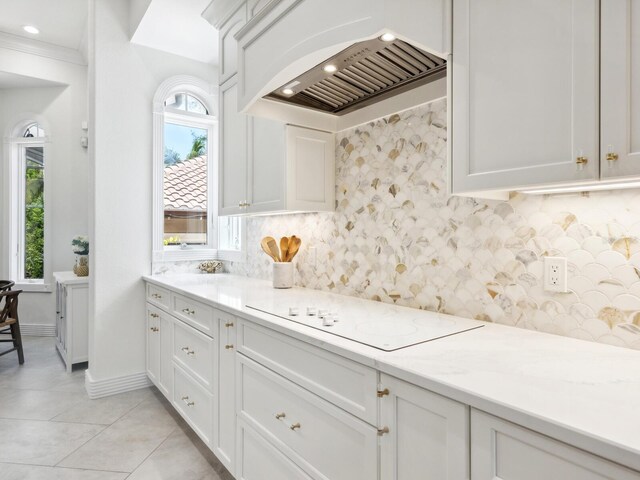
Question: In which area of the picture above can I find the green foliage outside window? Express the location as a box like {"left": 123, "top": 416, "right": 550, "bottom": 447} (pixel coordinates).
{"left": 25, "top": 162, "right": 44, "bottom": 279}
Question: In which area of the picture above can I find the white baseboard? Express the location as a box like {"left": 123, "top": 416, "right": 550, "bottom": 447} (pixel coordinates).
{"left": 85, "top": 369, "right": 152, "bottom": 399}
{"left": 20, "top": 324, "right": 56, "bottom": 337}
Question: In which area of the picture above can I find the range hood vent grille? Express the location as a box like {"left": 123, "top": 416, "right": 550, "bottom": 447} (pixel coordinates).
{"left": 265, "top": 38, "right": 446, "bottom": 115}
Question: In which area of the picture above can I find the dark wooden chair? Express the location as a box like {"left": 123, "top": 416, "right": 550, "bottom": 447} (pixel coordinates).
{"left": 0, "top": 280, "right": 14, "bottom": 292}
{"left": 0, "top": 289, "right": 24, "bottom": 364}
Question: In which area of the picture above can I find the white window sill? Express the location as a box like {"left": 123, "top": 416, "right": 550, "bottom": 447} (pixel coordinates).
{"left": 14, "top": 282, "right": 52, "bottom": 293}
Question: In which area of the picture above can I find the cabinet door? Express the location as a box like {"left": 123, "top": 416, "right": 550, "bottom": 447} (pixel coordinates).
{"left": 146, "top": 307, "right": 161, "bottom": 386}
{"left": 219, "top": 5, "right": 246, "bottom": 85}
{"left": 158, "top": 315, "right": 173, "bottom": 399}
{"left": 601, "top": 0, "right": 640, "bottom": 179}
{"left": 247, "top": 116, "right": 286, "bottom": 214}
{"left": 471, "top": 409, "right": 640, "bottom": 480}
{"left": 219, "top": 78, "right": 248, "bottom": 216}
{"left": 452, "top": 0, "right": 599, "bottom": 193}
{"left": 379, "top": 374, "right": 469, "bottom": 480}
{"left": 214, "top": 310, "right": 237, "bottom": 473}
{"left": 285, "top": 125, "right": 335, "bottom": 212}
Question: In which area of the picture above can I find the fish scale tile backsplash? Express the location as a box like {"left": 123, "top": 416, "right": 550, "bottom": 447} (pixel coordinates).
{"left": 225, "top": 98, "right": 640, "bottom": 350}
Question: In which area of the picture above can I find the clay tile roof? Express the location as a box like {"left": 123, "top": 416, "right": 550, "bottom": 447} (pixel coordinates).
{"left": 164, "top": 156, "right": 207, "bottom": 211}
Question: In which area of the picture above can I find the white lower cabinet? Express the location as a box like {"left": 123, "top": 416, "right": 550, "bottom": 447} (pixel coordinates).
{"left": 173, "top": 363, "right": 214, "bottom": 445}
{"left": 471, "top": 409, "right": 640, "bottom": 480}
{"left": 145, "top": 304, "right": 172, "bottom": 398}
{"left": 237, "top": 354, "right": 378, "bottom": 480}
{"left": 379, "top": 374, "right": 469, "bottom": 480}
{"left": 54, "top": 272, "right": 89, "bottom": 372}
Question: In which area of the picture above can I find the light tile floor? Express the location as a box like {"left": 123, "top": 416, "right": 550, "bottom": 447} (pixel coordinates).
{"left": 0, "top": 336, "right": 234, "bottom": 480}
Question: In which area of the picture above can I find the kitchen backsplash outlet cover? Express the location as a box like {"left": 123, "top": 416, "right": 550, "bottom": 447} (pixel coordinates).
{"left": 221, "top": 99, "right": 640, "bottom": 350}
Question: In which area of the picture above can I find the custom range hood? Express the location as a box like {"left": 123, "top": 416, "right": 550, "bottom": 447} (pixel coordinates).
{"left": 265, "top": 35, "right": 447, "bottom": 116}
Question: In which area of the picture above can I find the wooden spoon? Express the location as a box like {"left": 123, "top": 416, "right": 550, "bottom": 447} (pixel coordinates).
{"left": 287, "top": 236, "right": 302, "bottom": 262}
{"left": 280, "top": 237, "right": 290, "bottom": 262}
{"left": 261, "top": 237, "right": 281, "bottom": 262}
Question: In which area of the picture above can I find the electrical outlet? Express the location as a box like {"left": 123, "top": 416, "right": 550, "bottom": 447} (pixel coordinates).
{"left": 544, "top": 256, "right": 568, "bottom": 292}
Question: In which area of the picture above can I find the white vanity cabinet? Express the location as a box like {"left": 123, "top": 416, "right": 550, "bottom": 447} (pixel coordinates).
{"left": 54, "top": 272, "right": 89, "bottom": 372}
{"left": 471, "top": 409, "right": 640, "bottom": 480}
{"left": 600, "top": 0, "right": 640, "bottom": 180}
{"left": 145, "top": 303, "right": 172, "bottom": 398}
{"left": 379, "top": 374, "right": 469, "bottom": 480}
{"left": 452, "top": 0, "right": 600, "bottom": 194}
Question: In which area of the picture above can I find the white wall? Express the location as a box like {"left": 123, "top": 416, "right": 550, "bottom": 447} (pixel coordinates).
{"left": 0, "top": 48, "right": 88, "bottom": 331}
{"left": 88, "top": 0, "right": 216, "bottom": 382}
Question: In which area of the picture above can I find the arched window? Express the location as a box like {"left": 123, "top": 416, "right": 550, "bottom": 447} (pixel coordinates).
{"left": 152, "top": 76, "right": 243, "bottom": 263}
{"left": 3, "top": 117, "right": 49, "bottom": 289}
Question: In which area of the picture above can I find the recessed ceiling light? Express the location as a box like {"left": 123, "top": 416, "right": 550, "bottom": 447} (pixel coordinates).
{"left": 282, "top": 88, "right": 294, "bottom": 95}
{"left": 323, "top": 64, "right": 337, "bottom": 73}
{"left": 380, "top": 32, "right": 396, "bottom": 42}
{"left": 23, "top": 25, "right": 40, "bottom": 35}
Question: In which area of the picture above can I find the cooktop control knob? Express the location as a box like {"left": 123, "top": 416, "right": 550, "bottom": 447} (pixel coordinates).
{"left": 322, "top": 316, "right": 334, "bottom": 327}
{"left": 306, "top": 306, "right": 317, "bottom": 316}
{"left": 331, "top": 313, "right": 340, "bottom": 322}
{"left": 288, "top": 307, "right": 299, "bottom": 316}
{"left": 318, "top": 308, "right": 329, "bottom": 318}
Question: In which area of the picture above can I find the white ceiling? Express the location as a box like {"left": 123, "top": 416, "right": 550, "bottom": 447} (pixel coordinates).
{"left": 0, "top": 71, "right": 66, "bottom": 89}
{"left": 0, "top": 0, "right": 88, "bottom": 50}
{"left": 131, "top": 0, "right": 219, "bottom": 65}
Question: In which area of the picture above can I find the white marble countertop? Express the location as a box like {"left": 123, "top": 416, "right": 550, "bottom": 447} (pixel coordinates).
{"left": 143, "top": 273, "right": 640, "bottom": 472}
{"left": 54, "top": 271, "right": 90, "bottom": 285}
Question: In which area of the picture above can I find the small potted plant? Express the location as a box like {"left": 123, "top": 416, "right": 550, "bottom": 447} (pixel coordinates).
{"left": 72, "top": 236, "right": 89, "bottom": 277}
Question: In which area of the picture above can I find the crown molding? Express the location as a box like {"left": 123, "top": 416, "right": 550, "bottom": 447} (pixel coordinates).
{"left": 202, "top": 0, "right": 245, "bottom": 29}
{"left": 0, "top": 31, "right": 86, "bottom": 66}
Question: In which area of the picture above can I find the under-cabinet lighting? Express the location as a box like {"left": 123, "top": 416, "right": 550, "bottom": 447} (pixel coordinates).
{"left": 380, "top": 32, "right": 396, "bottom": 42}
{"left": 521, "top": 180, "right": 640, "bottom": 195}
{"left": 23, "top": 25, "right": 39, "bottom": 34}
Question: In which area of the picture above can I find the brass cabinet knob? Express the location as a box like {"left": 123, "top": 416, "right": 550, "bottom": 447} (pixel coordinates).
{"left": 289, "top": 422, "right": 301, "bottom": 431}
{"left": 377, "top": 426, "right": 390, "bottom": 436}
{"left": 151, "top": 293, "right": 162, "bottom": 299}
{"left": 181, "top": 346, "right": 195, "bottom": 356}
{"left": 275, "top": 412, "right": 286, "bottom": 420}
{"left": 224, "top": 322, "right": 234, "bottom": 328}
{"left": 377, "top": 388, "right": 390, "bottom": 398}
{"left": 606, "top": 152, "right": 619, "bottom": 162}
{"left": 225, "top": 344, "right": 234, "bottom": 350}
{"left": 150, "top": 327, "right": 159, "bottom": 332}
{"left": 181, "top": 395, "right": 195, "bottom": 407}
{"left": 150, "top": 313, "right": 159, "bottom": 318}
{"left": 181, "top": 308, "right": 195, "bottom": 315}
{"left": 575, "top": 156, "right": 588, "bottom": 165}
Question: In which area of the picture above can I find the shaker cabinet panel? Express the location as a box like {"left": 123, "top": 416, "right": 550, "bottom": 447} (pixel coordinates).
{"left": 452, "top": 0, "right": 599, "bottom": 193}
{"left": 219, "top": 5, "right": 246, "bottom": 85}
{"left": 379, "top": 374, "right": 469, "bottom": 480}
{"left": 601, "top": 0, "right": 640, "bottom": 179}
{"left": 219, "top": 78, "right": 248, "bottom": 216}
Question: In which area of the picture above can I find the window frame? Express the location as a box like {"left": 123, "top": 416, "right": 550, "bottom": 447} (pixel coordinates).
{"left": 2, "top": 118, "right": 52, "bottom": 292}
{"left": 152, "top": 76, "right": 245, "bottom": 265}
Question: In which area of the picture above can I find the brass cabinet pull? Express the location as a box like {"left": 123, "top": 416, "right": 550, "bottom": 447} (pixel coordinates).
{"left": 181, "top": 308, "right": 195, "bottom": 315}
{"left": 151, "top": 293, "right": 162, "bottom": 299}
{"left": 377, "top": 388, "right": 390, "bottom": 398}
{"left": 150, "top": 327, "right": 159, "bottom": 332}
{"left": 225, "top": 344, "right": 234, "bottom": 350}
{"left": 377, "top": 426, "right": 390, "bottom": 436}
{"left": 150, "top": 313, "right": 159, "bottom": 318}
{"left": 181, "top": 395, "right": 195, "bottom": 407}
{"left": 575, "top": 156, "right": 588, "bottom": 165}
{"left": 606, "top": 152, "right": 619, "bottom": 162}
{"left": 181, "top": 346, "right": 195, "bottom": 356}
{"left": 275, "top": 412, "right": 286, "bottom": 420}
{"left": 225, "top": 322, "right": 234, "bottom": 328}
{"left": 289, "top": 422, "right": 301, "bottom": 431}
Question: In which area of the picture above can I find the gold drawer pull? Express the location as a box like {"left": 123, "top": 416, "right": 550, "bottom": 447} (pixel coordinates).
{"left": 225, "top": 322, "right": 234, "bottom": 328}
{"left": 377, "top": 426, "right": 390, "bottom": 436}
{"left": 182, "top": 395, "right": 195, "bottom": 407}
{"left": 150, "top": 327, "right": 159, "bottom": 332}
{"left": 181, "top": 308, "right": 195, "bottom": 315}
{"left": 225, "top": 344, "right": 234, "bottom": 350}
{"left": 181, "top": 346, "right": 195, "bottom": 356}
{"left": 150, "top": 313, "right": 159, "bottom": 318}
{"left": 377, "top": 388, "right": 390, "bottom": 398}
{"left": 151, "top": 293, "right": 162, "bottom": 299}
{"left": 289, "top": 422, "right": 301, "bottom": 431}
{"left": 575, "top": 156, "right": 588, "bottom": 165}
{"left": 606, "top": 152, "right": 619, "bottom": 162}
{"left": 275, "top": 412, "right": 286, "bottom": 420}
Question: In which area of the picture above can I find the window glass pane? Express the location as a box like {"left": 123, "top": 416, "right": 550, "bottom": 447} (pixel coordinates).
{"left": 24, "top": 123, "right": 45, "bottom": 138}
{"left": 24, "top": 146, "right": 44, "bottom": 279}
{"left": 218, "top": 217, "right": 241, "bottom": 251}
{"left": 163, "top": 123, "right": 208, "bottom": 247}
{"left": 186, "top": 95, "right": 208, "bottom": 114}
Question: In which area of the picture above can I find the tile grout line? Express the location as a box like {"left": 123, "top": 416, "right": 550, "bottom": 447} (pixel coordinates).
{"left": 125, "top": 425, "right": 180, "bottom": 476}
{"left": 0, "top": 460, "right": 128, "bottom": 476}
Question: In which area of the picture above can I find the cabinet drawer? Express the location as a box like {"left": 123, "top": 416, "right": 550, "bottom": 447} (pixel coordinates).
{"left": 173, "top": 364, "right": 213, "bottom": 445}
{"left": 146, "top": 283, "right": 170, "bottom": 309}
{"left": 238, "top": 355, "right": 378, "bottom": 480}
{"left": 172, "top": 319, "right": 215, "bottom": 393}
{"left": 237, "top": 419, "right": 313, "bottom": 480}
{"left": 471, "top": 409, "right": 640, "bottom": 480}
{"left": 171, "top": 293, "right": 215, "bottom": 336}
{"left": 237, "top": 320, "right": 377, "bottom": 424}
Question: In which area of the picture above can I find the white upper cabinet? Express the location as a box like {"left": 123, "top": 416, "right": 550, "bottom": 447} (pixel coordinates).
{"left": 218, "top": 5, "right": 246, "bottom": 85}
{"left": 601, "top": 0, "right": 640, "bottom": 179}
{"left": 452, "top": 0, "right": 600, "bottom": 194}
